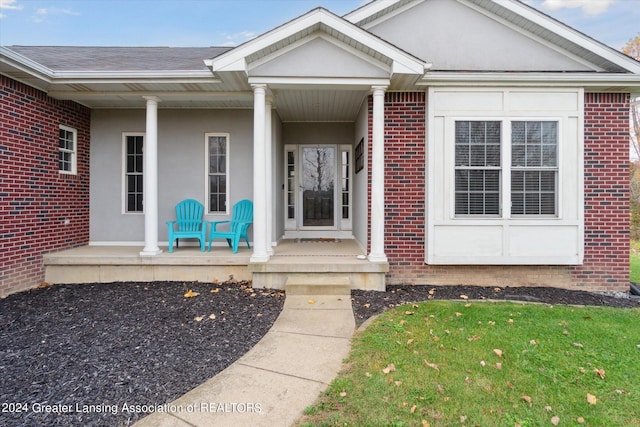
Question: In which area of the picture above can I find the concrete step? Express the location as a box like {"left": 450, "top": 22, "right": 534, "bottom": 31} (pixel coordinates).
{"left": 285, "top": 274, "right": 351, "bottom": 295}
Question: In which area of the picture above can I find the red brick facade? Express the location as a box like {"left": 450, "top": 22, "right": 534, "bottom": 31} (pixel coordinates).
{"left": 0, "top": 75, "right": 91, "bottom": 296}
{"left": 370, "top": 91, "right": 630, "bottom": 292}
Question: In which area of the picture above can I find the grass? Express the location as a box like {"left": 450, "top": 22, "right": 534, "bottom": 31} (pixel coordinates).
{"left": 631, "top": 240, "right": 640, "bottom": 283}
{"left": 297, "top": 301, "right": 640, "bottom": 426}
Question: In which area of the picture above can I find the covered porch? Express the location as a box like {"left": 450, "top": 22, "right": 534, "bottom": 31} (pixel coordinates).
{"left": 43, "top": 239, "right": 388, "bottom": 291}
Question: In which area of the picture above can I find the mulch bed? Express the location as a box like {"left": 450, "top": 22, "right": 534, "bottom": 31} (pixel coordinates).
{"left": 352, "top": 285, "right": 640, "bottom": 326}
{"left": 0, "top": 281, "right": 285, "bottom": 427}
{"left": 1, "top": 281, "right": 638, "bottom": 426}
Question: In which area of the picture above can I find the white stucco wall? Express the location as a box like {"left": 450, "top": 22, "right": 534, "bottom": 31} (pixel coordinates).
{"left": 90, "top": 109, "right": 254, "bottom": 243}
{"left": 353, "top": 98, "right": 369, "bottom": 249}
{"left": 366, "top": 0, "right": 594, "bottom": 72}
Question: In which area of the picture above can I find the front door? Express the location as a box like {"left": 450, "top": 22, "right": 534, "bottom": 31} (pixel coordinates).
{"left": 284, "top": 144, "right": 352, "bottom": 238}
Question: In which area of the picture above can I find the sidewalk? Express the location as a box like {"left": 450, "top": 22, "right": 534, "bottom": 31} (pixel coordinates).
{"left": 133, "top": 294, "right": 355, "bottom": 427}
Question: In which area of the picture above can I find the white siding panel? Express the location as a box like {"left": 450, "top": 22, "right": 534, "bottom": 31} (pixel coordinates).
{"left": 509, "top": 226, "right": 579, "bottom": 257}
{"left": 509, "top": 91, "right": 579, "bottom": 112}
{"left": 433, "top": 226, "right": 503, "bottom": 257}
{"left": 432, "top": 90, "right": 504, "bottom": 113}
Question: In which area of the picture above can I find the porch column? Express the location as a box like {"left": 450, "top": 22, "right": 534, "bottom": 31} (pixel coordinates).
{"left": 265, "top": 96, "right": 274, "bottom": 255}
{"left": 140, "top": 96, "right": 162, "bottom": 256}
{"left": 369, "top": 86, "right": 388, "bottom": 262}
{"left": 251, "top": 84, "right": 270, "bottom": 262}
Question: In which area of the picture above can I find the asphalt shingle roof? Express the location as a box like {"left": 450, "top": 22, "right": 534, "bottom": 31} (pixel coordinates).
{"left": 6, "top": 46, "right": 232, "bottom": 72}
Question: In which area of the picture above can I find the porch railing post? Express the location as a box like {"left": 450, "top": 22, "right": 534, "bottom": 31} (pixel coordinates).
{"left": 369, "top": 86, "right": 388, "bottom": 262}
{"left": 140, "top": 96, "right": 162, "bottom": 256}
{"left": 251, "top": 84, "right": 270, "bottom": 262}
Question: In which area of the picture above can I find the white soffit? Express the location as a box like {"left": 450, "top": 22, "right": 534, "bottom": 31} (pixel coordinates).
{"left": 207, "top": 7, "right": 427, "bottom": 77}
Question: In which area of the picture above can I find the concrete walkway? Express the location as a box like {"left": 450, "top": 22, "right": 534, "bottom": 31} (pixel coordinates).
{"left": 134, "top": 294, "right": 355, "bottom": 427}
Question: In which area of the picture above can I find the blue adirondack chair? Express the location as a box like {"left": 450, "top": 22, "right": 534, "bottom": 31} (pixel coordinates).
{"left": 166, "top": 199, "right": 207, "bottom": 253}
{"left": 208, "top": 199, "right": 253, "bottom": 253}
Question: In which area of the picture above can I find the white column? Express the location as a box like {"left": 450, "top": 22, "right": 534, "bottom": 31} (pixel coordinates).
{"left": 140, "top": 96, "right": 162, "bottom": 256}
{"left": 250, "top": 84, "right": 269, "bottom": 262}
{"left": 369, "top": 86, "right": 387, "bottom": 262}
{"left": 265, "top": 96, "right": 274, "bottom": 255}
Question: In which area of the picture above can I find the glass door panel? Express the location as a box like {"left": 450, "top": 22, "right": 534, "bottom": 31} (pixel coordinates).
{"left": 301, "top": 146, "right": 335, "bottom": 227}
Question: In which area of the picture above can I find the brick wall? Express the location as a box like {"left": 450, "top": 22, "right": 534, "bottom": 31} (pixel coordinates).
{"left": 370, "top": 91, "right": 630, "bottom": 292}
{"left": 0, "top": 75, "right": 91, "bottom": 296}
{"left": 570, "top": 93, "right": 630, "bottom": 291}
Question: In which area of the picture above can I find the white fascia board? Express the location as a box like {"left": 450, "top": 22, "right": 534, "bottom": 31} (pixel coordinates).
{"left": 51, "top": 70, "right": 217, "bottom": 83}
{"left": 248, "top": 76, "right": 390, "bottom": 89}
{"left": 210, "top": 8, "right": 426, "bottom": 76}
{"left": 343, "top": 0, "right": 403, "bottom": 24}
{"left": 0, "top": 46, "right": 54, "bottom": 82}
{"left": 497, "top": 0, "right": 640, "bottom": 74}
{"left": 419, "top": 72, "right": 640, "bottom": 89}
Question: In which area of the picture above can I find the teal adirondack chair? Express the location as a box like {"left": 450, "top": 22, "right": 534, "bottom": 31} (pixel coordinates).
{"left": 208, "top": 199, "right": 253, "bottom": 253}
{"left": 166, "top": 199, "right": 207, "bottom": 253}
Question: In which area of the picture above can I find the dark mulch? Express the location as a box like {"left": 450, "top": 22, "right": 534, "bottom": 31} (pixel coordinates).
{"left": 352, "top": 285, "right": 640, "bottom": 326}
{"left": 0, "top": 281, "right": 285, "bottom": 427}
{"left": 2, "top": 282, "right": 638, "bottom": 427}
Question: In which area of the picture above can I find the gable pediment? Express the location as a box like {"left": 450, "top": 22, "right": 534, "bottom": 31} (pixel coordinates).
{"left": 248, "top": 35, "right": 389, "bottom": 79}
{"left": 365, "top": 0, "right": 597, "bottom": 72}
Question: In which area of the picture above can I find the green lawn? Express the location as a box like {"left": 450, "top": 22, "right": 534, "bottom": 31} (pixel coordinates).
{"left": 298, "top": 301, "right": 640, "bottom": 426}
{"left": 631, "top": 240, "right": 640, "bottom": 283}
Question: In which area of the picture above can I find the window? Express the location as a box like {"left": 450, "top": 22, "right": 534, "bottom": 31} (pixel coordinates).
{"left": 454, "top": 120, "right": 558, "bottom": 218}
{"left": 206, "top": 134, "right": 229, "bottom": 214}
{"left": 59, "top": 125, "right": 77, "bottom": 174}
{"left": 124, "top": 134, "right": 144, "bottom": 213}
{"left": 454, "top": 121, "right": 501, "bottom": 215}
{"left": 511, "top": 121, "right": 557, "bottom": 215}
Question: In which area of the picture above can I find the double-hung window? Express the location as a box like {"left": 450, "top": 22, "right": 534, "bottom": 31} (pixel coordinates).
{"left": 59, "top": 125, "right": 77, "bottom": 174}
{"left": 454, "top": 120, "right": 558, "bottom": 218}
{"left": 123, "top": 133, "right": 144, "bottom": 213}
{"left": 511, "top": 121, "right": 558, "bottom": 216}
{"left": 206, "top": 133, "right": 229, "bottom": 214}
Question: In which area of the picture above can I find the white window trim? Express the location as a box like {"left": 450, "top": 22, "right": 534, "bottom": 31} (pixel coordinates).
{"left": 427, "top": 87, "right": 584, "bottom": 266}
{"left": 58, "top": 125, "right": 77, "bottom": 175}
{"left": 121, "top": 132, "right": 145, "bottom": 215}
{"left": 205, "top": 133, "right": 230, "bottom": 215}
{"left": 449, "top": 118, "right": 562, "bottom": 220}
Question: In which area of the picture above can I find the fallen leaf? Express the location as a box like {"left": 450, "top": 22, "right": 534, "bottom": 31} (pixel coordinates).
{"left": 573, "top": 342, "right": 584, "bottom": 348}
{"left": 493, "top": 349, "right": 503, "bottom": 357}
{"left": 365, "top": 372, "right": 372, "bottom": 377}
{"left": 593, "top": 368, "right": 605, "bottom": 380}
{"left": 494, "top": 287, "right": 502, "bottom": 293}
{"left": 468, "top": 335, "right": 480, "bottom": 342}
{"left": 410, "top": 405, "right": 417, "bottom": 414}
{"left": 455, "top": 312, "right": 463, "bottom": 317}
{"left": 530, "top": 340, "right": 537, "bottom": 345}
{"left": 577, "top": 417, "right": 585, "bottom": 424}
{"left": 208, "top": 314, "right": 216, "bottom": 320}
{"left": 465, "top": 303, "right": 472, "bottom": 307}
{"left": 364, "top": 303, "right": 371, "bottom": 308}
{"left": 460, "top": 294, "right": 469, "bottom": 300}
{"left": 460, "top": 415, "right": 467, "bottom": 423}
{"left": 405, "top": 311, "right": 415, "bottom": 315}
{"left": 507, "top": 319, "right": 514, "bottom": 324}
{"left": 579, "top": 367, "right": 586, "bottom": 373}
{"left": 382, "top": 363, "right": 396, "bottom": 374}
{"left": 308, "top": 299, "right": 315, "bottom": 304}
{"left": 436, "top": 384, "right": 445, "bottom": 394}
{"left": 545, "top": 405, "right": 552, "bottom": 412}
{"left": 183, "top": 289, "right": 200, "bottom": 298}
{"left": 339, "top": 391, "right": 347, "bottom": 397}
{"left": 495, "top": 363, "right": 502, "bottom": 370}
{"left": 407, "top": 338, "right": 415, "bottom": 345}
{"left": 480, "top": 360, "right": 486, "bottom": 367}
{"left": 488, "top": 321, "right": 496, "bottom": 325}
{"left": 210, "top": 288, "right": 220, "bottom": 293}
{"left": 194, "top": 316, "right": 204, "bottom": 322}
{"left": 551, "top": 416, "right": 560, "bottom": 425}
{"left": 428, "top": 288, "right": 436, "bottom": 295}
{"left": 424, "top": 360, "right": 440, "bottom": 373}
{"left": 422, "top": 420, "right": 431, "bottom": 427}
{"left": 521, "top": 395, "right": 532, "bottom": 405}
{"left": 394, "top": 381, "right": 402, "bottom": 386}
{"left": 587, "top": 393, "right": 597, "bottom": 405}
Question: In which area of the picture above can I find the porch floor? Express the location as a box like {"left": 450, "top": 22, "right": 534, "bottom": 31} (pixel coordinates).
{"left": 43, "top": 239, "right": 388, "bottom": 290}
